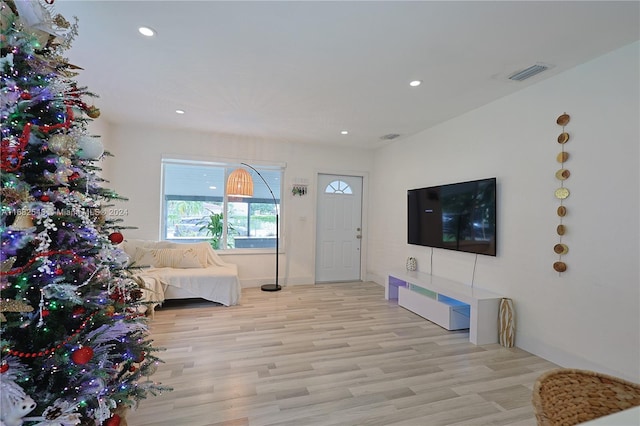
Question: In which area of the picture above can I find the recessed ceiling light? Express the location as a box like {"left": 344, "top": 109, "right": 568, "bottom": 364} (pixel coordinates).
{"left": 341, "top": 130, "right": 349, "bottom": 135}
{"left": 138, "top": 26, "right": 156, "bottom": 37}
{"left": 175, "top": 109, "right": 185, "bottom": 114}
{"left": 409, "top": 80, "right": 422, "bottom": 87}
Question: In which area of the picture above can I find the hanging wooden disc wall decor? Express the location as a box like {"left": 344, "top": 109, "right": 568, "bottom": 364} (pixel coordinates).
{"left": 554, "top": 113, "right": 571, "bottom": 273}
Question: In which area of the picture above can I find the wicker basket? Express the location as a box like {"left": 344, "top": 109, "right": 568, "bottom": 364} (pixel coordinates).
{"left": 532, "top": 368, "right": 640, "bottom": 425}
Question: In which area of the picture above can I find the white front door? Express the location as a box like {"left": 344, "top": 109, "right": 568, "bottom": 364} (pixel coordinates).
{"left": 315, "top": 174, "right": 363, "bottom": 283}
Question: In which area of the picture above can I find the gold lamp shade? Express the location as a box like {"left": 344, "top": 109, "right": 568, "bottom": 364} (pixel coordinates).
{"left": 227, "top": 168, "right": 254, "bottom": 197}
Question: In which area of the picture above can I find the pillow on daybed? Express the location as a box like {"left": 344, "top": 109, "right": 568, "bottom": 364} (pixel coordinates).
{"left": 122, "top": 239, "right": 229, "bottom": 268}
{"left": 135, "top": 247, "right": 203, "bottom": 268}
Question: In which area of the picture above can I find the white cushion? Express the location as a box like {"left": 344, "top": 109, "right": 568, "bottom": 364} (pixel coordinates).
{"left": 121, "top": 239, "right": 172, "bottom": 258}
{"left": 134, "top": 247, "right": 203, "bottom": 268}
{"left": 164, "top": 242, "right": 211, "bottom": 267}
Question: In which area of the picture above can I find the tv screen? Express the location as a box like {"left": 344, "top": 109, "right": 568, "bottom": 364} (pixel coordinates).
{"left": 408, "top": 177, "right": 496, "bottom": 256}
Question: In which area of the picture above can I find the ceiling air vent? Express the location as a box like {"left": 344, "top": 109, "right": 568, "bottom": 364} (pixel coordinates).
{"left": 380, "top": 133, "right": 401, "bottom": 140}
{"left": 508, "top": 64, "right": 549, "bottom": 81}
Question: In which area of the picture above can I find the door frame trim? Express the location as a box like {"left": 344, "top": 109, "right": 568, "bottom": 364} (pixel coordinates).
{"left": 312, "top": 169, "right": 369, "bottom": 284}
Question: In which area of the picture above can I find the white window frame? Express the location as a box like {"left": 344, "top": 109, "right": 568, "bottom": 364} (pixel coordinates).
{"left": 160, "top": 156, "right": 285, "bottom": 253}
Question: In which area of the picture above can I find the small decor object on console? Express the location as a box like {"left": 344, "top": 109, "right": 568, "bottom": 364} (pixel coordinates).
{"left": 406, "top": 257, "right": 417, "bottom": 271}
{"left": 554, "top": 112, "right": 571, "bottom": 274}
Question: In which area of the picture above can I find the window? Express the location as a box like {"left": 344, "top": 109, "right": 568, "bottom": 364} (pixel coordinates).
{"left": 325, "top": 180, "right": 352, "bottom": 194}
{"left": 161, "top": 159, "right": 283, "bottom": 250}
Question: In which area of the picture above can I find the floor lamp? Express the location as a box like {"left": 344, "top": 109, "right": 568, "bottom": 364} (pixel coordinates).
{"left": 227, "top": 163, "right": 281, "bottom": 292}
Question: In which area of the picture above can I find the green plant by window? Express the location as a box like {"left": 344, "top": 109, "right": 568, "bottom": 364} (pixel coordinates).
{"left": 198, "top": 211, "right": 224, "bottom": 249}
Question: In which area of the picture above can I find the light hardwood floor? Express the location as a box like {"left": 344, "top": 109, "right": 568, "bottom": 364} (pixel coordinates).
{"left": 127, "top": 282, "right": 556, "bottom": 426}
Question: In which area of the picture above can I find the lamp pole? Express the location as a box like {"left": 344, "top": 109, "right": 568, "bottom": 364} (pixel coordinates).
{"left": 240, "top": 163, "right": 280, "bottom": 292}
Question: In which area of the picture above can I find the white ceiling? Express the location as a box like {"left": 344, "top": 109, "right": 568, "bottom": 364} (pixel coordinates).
{"left": 54, "top": 1, "right": 639, "bottom": 150}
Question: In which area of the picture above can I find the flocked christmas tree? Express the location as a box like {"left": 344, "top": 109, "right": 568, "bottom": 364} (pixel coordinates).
{"left": 1, "top": 1, "right": 168, "bottom": 425}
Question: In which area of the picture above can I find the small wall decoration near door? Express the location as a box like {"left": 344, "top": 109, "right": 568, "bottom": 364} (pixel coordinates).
{"left": 291, "top": 184, "right": 308, "bottom": 196}
{"left": 554, "top": 113, "right": 571, "bottom": 274}
{"left": 291, "top": 178, "right": 309, "bottom": 196}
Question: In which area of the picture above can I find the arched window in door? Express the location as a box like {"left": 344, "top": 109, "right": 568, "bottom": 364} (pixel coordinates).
{"left": 325, "top": 180, "right": 353, "bottom": 195}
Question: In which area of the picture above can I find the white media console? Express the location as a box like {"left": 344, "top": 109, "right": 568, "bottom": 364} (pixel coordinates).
{"left": 385, "top": 270, "right": 503, "bottom": 345}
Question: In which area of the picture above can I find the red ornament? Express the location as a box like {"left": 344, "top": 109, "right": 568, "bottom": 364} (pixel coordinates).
{"left": 108, "top": 232, "right": 124, "bottom": 244}
{"left": 129, "top": 365, "right": 136, "bottom": 372}
{"left": 41, "top": 309, "right": 50, "bottom": 318}
{"left": 72, "top": 306, "right": 86, "bottom": 316}
{"left": 20, "top": 92, "right": 32, "bottom": 100}
{"left": 1, "top": 362, "right": 9, "bottom": 373}
{"left": 104, "top": 414, "right": 121, "bottom": 426}
{"left": 55, "top": 267, "right": 63, "bottom": 275}
{"left": 71, "top": 346, "right": 94, "bottom": 365}
{"left": 40, "top": 195, "right": 50, "bottom": 202}
{"left": 68, "top": 172, "right": 80, "bottom": 181}
{"left": 109, "top": 289, "right": 125, "bottom": 302}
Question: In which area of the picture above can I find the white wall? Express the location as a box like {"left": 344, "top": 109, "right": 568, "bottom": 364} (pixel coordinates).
{"left": 98, "top": 126, "right": 374, "bottom": 287}
{"left": 368, "top": 41, "right": 640, "bottom": 381}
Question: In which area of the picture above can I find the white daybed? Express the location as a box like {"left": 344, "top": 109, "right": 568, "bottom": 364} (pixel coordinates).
{"left": 122, "top": 239, "right": 241, "bottom": 308}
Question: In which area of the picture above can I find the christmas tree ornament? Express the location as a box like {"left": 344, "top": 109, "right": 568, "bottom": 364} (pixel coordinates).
{"left": 9, "top": 213, "right": 34, "bottom": 230}
{"left": 104, "top": 413, "right": 122, "bottom": 426}
{"left": 44, "top": 158, "right": 75, "bottom": 184}
{"left": 85, "top": 105, "right": 101, "bottom": 118}
{"left": 71, "top": 346, "right": 94, "bottom": 365}
{"left": 108, "top": 232, "right": 124, "bottom": 244}
{"left": 37, "top": 289, "right": 47, "bottom": 327}
{"left": 1, "top": 362, "right": 9, "bottom": 373}
{"left": 1, "top": 131, "right": 30, "bottom": 172}
{"left": 76, "top": 136, "right": 104, "bottom": 160}
{"left": 0, "top": 377, "right": 37, "bottom": 426}
{"left": 130, "top": 288, "right": 143, "bottom": 301}
{"left": 0, "top": 299, "right": 35, "bottom": 322}
{"left": 1, "top": 257, "right": 17, "bottom": 273}
{"left": 47, "top": 134, "right": 78, "bottom": 157}
{"left": 0, "top": 187, "right": 32, "bottom": 206}
{"left": 38, "top": 399, "right": 82, "bottom": 426}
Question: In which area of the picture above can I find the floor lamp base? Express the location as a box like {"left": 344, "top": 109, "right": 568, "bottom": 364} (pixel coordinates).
{"left": 261, "top": 283, "right": 281, "bottom": 292}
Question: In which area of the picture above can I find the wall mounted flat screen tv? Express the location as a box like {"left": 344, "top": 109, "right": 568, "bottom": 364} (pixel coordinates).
{"left": 408, "top": 177, "right": 496, "bottom": 256}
